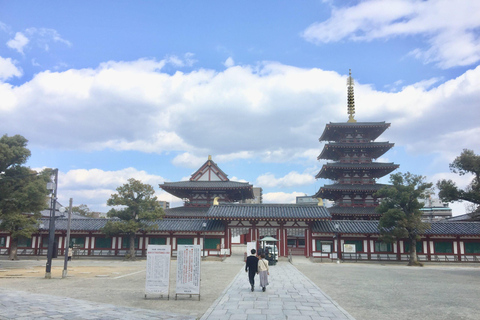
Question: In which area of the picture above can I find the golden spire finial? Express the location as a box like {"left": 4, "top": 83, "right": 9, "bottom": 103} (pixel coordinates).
{"left": 347, "top": 69, "right": 356, "bottom": 123}
{"left": 208, "top": 155, "right": 212, "bottom": 161}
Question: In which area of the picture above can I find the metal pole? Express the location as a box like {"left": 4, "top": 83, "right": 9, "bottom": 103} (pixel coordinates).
{"left": 45, "top": 168, "right": 58, "bottom": 279}
{"left": 62, "top": 198, "right": 73, "bottom": 278}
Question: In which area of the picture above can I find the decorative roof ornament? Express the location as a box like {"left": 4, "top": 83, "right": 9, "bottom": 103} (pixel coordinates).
{"left": 347, "top": 69, "right": 356, "bottom": 123}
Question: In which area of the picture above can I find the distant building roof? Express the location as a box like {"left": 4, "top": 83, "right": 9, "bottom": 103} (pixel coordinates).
{"left": 312, "top": 220, "right": 480, "bottom": 236}
{"left": 37, "top": 218, "right": 224, "bottom": 232}
{"left": 206, "top": 204, "right": 331, "bottom": 220}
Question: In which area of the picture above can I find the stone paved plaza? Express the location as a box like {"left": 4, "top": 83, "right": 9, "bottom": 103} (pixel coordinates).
{"left": 201, "top": 262, "right": 354, "bottom": 320}
{"left": 1, "top": 257, "right": 480, "bottom": 320}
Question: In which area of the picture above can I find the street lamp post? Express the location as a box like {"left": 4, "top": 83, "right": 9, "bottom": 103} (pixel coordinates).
{"left": 45, "top": 169, "right": 58, "bottom": 279}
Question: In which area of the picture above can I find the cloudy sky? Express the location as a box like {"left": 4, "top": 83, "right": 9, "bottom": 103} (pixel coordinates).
{"left": 1, "top": 0, "right": 479, "bottom": 215}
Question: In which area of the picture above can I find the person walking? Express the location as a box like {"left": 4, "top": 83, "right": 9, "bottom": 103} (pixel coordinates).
{"left": 245, "top": 249, "right": 259, "bottom": 292}
{"left": 258, "top": 253, "right": 269, "bottom": 292}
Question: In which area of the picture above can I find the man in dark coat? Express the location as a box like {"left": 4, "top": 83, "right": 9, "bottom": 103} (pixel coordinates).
{"left": 245, "top": 249, "right": 259, "bottom": 292}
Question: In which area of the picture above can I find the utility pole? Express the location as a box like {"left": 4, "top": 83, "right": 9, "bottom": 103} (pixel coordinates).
{"left": 62, "top": 198, "right": 73, "bottom": 278}
{"left": 45, "top": 168, "right": 58, "bottom": 279}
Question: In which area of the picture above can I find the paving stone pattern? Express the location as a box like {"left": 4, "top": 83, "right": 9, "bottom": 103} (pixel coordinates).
{"left": 0, "top": 262, "right": 354, "bottom": 320}
{"left": 0, "top": 288, "right": 195, "bottom": 320}
{"left": 201, "top": 262, "right": 355, "bottom": 320}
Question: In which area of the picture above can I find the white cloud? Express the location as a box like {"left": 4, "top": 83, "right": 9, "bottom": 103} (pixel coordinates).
{"left": 172, "top": 152, "right": 206, "bottom": 169}
{"left": 0, "top": 56, "right": 22, "bottom": 81}
{"left": 302, "top": 0, "right": 480, "bottom": 68}
{"left": 262, "top": 191, "right": 306, "bottom": 203}
{"left": 1, "top": 59, "right": 479, "bottom": 172}
{"left": 256, "top": 171, "right": 315, "bottom": 188}
{"left": 224, "top": 57, "right": 235, "bottom": 68}
{"left": 6, "top": 32, "right": 29, "bottom": 55}
{"left": 55, "top": 168, "right": 167, "bottom": 212}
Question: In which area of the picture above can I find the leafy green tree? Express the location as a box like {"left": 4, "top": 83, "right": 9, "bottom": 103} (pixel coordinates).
{"left": 72, "top": 204, "right": 101, "bottom": 218}
{"left": 375, "top": 172, "right": 433, "bottom": 266}
{"left": 0, "top": 134, "right": 50, "bottom": 260}
{"left": 437, "top": 149, "right": 480, "bottom": 220}
{"left": 102, "top": 178, "right": 164, "bottom": 260}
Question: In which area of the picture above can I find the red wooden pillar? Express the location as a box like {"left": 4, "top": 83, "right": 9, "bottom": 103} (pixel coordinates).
{"left": 457, "top": 236, "right": 462, "bottom": 261}
{"left": 337, "top": 233, "right": 342, "bottom": 260}
{"left": 88, "top": 232, "right": 93, "bottom": 256}
{"left": 367, "top": 235, "right": 371, "bottom": 260}
{"left": 396, "top": 240, "right": 401, "bottom": 261}
{"left": 277, "top": 223, "right": 286, "bottom": 257}
{"left": 426, "top": 236, "right": 431, "bottom": 261}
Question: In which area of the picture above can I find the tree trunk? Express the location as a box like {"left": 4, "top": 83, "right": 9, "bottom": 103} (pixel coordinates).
{"left": 9, "top": 238, "right": 18, "bottom": 260}
{"left": 408, "top": 238, "right": 423, "bottom": 267}
{"left": 127, "top": 233, "right": 136, "bottom": 261}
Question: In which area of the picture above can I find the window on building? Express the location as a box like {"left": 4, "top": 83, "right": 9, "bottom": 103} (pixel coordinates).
{"left": 149, "top": 237, "right": 166, "bottom": 245}
{"left": 17, "top": 237, "right": 32, "bottom": 248}
{"left": 176, "top": 238, "right": 194, "bottom": 245}
{"left": 0, "top": 236, "right": 6, "bottom": 247}
{"left": 404, "top": 241, "right": 423, "bottom": 253}
{"left": 204, "top": 238, "right": 221, "bottom": 250}
{"left": 374, "top": 241, "right": 392, "bottom": 252}
{"left": 316, "top": 240, "right": 332, "bottom": 253}
{"left": 95, "top": 237, "right": 112, "bottom": 249}
{"left": 344, "top": 240, "right": 363, "bottom": 252}
{"left": 122, "top": 237, "right": 139, "bottom": 249}
{"left": 287, "top": 239, "right": 296, "bottom": 247}
{"left": 69, "top": 237, "right": 85, "bottom": 248}
{"left": 42, "top": 236, "right": 49, "bottom": 248}
{"left": 434, "top": 241, "right": 453, "bottom": 253}
{"left": 298, "top": 239, "right": 305, "bottom": 247}
{"left": 464, "top": 242, "right": 480, "bottom": 254}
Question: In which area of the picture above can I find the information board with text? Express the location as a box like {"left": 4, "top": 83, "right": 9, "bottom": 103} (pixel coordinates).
{"left": 145, "top": 245, "right": 171, "bottom": 296}
{"left": 176, "top": 245, "right": 201, "bottom": 295}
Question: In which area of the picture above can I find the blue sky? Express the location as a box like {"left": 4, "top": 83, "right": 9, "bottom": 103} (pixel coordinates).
{"left": 1, "top": 0, "right": 479, "bottom": 215}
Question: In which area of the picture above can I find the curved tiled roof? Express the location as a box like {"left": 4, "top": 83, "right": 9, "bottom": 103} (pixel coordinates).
{"left": 161, "top": 181, "right": 252, "bottom": 189}
{"left": 206, "top": 204, "right": 331, "bottom": 220}
{"left": 160, "top": 181, "right": 254, "bottom": 200}
{"left": 38, "top": 218, "right": 224, "bottom": 232}
{"left": 313, "top": 220, "right": 381, "bottom": 234}
{"left": 327, "top": 206, "right": 380, "bottom": 216}
{"left": 318, "top": 142, "right": 394, "bottom": 160}
{"left": 319, "top": 122, "right": 390, "bottom": 141}
{"left": 316, "top": 162, "right": 399, "bottom": 179}
{"left": 313, "top": 220, "right": 480, "bottom": 236}
{"left": 315, "top": 184, "right": 387, "bottom": 199}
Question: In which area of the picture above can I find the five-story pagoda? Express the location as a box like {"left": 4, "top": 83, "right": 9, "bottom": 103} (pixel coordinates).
{"left": 315, "top": 71, "right": 399, "bottom": 220}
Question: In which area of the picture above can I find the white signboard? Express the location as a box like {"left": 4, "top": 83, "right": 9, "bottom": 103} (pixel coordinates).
{"left": 176, "top": 245, "right": 201, "bottom": 295}
{"left": 145, "top": 245, "right": 171, "bottom": 296}
{"left": 322, "top": 244, "right": 332, "bottom": 253}
{"left": 343, "top": 243, "right": 356, "bottom": 253}
{"left": 247, "top": 241, "right": 257, "bottom": 255}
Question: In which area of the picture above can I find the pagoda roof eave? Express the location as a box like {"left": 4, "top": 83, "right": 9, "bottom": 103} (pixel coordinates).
{"left": 316, "top": 162, "right": 399, "bottom": 179}
{"left": 319, "top": 121, "right": 391, "bottom": 141}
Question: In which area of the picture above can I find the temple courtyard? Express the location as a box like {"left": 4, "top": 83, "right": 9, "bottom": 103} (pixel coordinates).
{"left": 0, "top": 256, "right": 479, "bottom": 320}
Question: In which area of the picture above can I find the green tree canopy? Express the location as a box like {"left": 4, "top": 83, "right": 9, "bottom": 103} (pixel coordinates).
{"left": 437, "top": 149, "right": 480, "bottom": 219}
{"left": 72, "top": 204, "right": 101, "bottom": 218}
{"left": 102, "top": 178, "right": 164, "bottom": 260}
{"left": 0, "top": 134, "right": 50, "bottom": 260}
{"left": 375, "top": 172, "right": 433, "bottom": 266}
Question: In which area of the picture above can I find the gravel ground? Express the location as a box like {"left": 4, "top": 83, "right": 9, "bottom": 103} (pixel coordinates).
{"left": 0, "top": 257, "right": 244, "bottom": 319}
{"left": 294, "top": 260, "right": 480, "bottom": 320}
{"left": 2, "top": 257, "right": 480, "bottom": 320}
